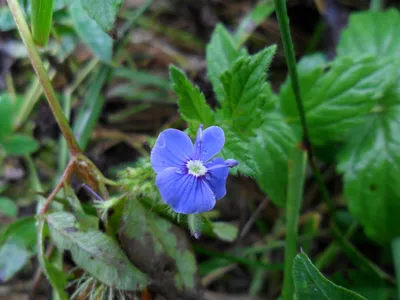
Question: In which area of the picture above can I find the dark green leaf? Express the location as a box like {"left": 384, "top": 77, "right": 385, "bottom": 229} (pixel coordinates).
{"left": 119, "top": 198, "right": 199, "bottom": 298}
{"left": 280, "top": 56, "right": 397, "bottom": 144}
{"left": 69, "top": 0, "right": 113, "bottom": 62}
{"left": 0, "top": 217, "right": 36, "bottom": 252}
{"left": 206, "top": 24, "right": 241, "bottom": 104}
{"left": 337, "top": 82, "right": 400, "bottom": 243}
{"left": 338, "top": 9, "right": 400, "bottom": 59}
{"left": 253, "top": 112, "right": 296, "bottom": 207}
{"left": 31, "top": 0, "right": 54, "bottom": 47}
{"left": 2, "top": 134, "right": 39, "bottom": 156}
{"left": 221, "top": 46, "right": 276, "bottom": 136}
{"left": 0, "top": 94, "right": 13, "bottom": 141}
{"left": 170, "top": 65, "right": 214, "bottom": 127}
{"left": 0, "top": 243, "right": 30, "bottom": 282}
{"left": 81, "top": 0, "right": 123, "bottom": 32}
{"left": 0, "top": 197, "right": 18, "bottom": 217}
{"left": 47, "top": 212, "right": 148, "bottom": 290}
{"left": 293, "top": 252, "right": 366, "bottom": 300}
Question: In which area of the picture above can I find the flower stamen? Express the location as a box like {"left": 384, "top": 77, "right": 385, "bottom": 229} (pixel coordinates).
{"left": 187, "top": 160, "right": 207, "bottom": 177}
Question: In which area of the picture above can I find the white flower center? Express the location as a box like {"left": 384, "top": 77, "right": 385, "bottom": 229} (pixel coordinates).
{"left": 186, "top": 160, "right": 207, "bottom": 177}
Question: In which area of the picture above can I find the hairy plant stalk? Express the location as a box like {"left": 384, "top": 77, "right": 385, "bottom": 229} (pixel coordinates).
{"left": 7, "top": 0, "right": 82, "bottom": 156}
{"left": 273, "top": 0, "right": 334, "bottom": 213}
{"left": 282, "top": 147, "right": 307, "bottom": 300}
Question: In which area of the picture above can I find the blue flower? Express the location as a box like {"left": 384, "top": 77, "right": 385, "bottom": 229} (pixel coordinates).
{"left": 151, "top": 125, "right": 238, "bottom": 214}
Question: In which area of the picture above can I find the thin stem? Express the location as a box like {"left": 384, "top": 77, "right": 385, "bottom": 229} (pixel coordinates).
{"left": 39, "top": 158, "right": 75, "bottom": 215}
{"left": 370, "top": 0, "right": 384, "bottom": 11}
{"left": 282, "top": 147, "right": 307, "bottom": 300}
{"left": 392, "top": 237, "right": 400, "bottom": 299}
{"left": 273, "top": 0, "right": 335, "bottom": 213}
{"left": 7, "top": 0, "right": 82, "bottom": 156}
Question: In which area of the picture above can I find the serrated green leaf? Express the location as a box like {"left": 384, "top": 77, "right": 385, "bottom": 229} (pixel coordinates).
{"left": 280, "top": 56, "right": 397, "bottom": 144}
{"left": 0, "top": 243, "right": 30, "bottom": 282}
{"left": 293, "top": 252, "right": 366, "bottom": 300}
{"left": 338, "top": 9, "right": 400, "bottom": 59}
{"left": 2, "top": 134, "right": 39, "bottom": 156}
{"left": 0, "top": 94, "right": 13, "bottom": 141}
{"left": 170, "top": 65, "right": 215, "bottom": 127}
{"left": 81, "top": 0, "right": 123, "bottom": 32}
{"left": 221, "top": 46, "right": 276, "bottom": 136}
{"left": 46, "top": 212, "right": 148, "bottom": 290}
{"left": 220, "top": 128, "right": 258, "bottom": 176}
{"left": 69, "top": 0, "right": 113, "bottom": 62}
{"left": 206, "top": 24, "right": 241, "bottom": 104}
{"left": 0, "top": 197, "right": 18, "bottom": 217}
{"left": 337, "top": 83, "right": 400, "bottom": 243}
{"left": 253, "top": 112, "right": 296, "bottom": 207}
{"left": 119, "top": 198, "right": 199, "bottom": 297}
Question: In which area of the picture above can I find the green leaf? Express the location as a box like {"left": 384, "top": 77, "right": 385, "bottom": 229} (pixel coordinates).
{"left": 31, "top": 0, "right": 55, "bottom": 47}
{"left": 253, "top": 112, "right": 296, "bottom": 207}
{"left": 211, "top": 222, "right": 238, "bottom": 243}
{"left": 2, "top": 134, "right": 39, "bottom": 156}
{"left": 170, "top": 65, "right": 214, "bottom": 127}
{"left": 0, "top": 217, "right": 37, "bottom": 252}
{"left": 81, "top": 0, "right": 123, "bottom": 32}
{"left": 0, "top": 94, "right": 13, "bottom": 141}
{"left": 293, "top": 252, "right": 367, "bottom": 300}
{"left": 0, "top": 6, "right": 16, "bottom": 32}
{"left": 338, "top": 9, "right": 400, "bottom": 59}
{"left": 0, "top": 197, "right": 18, "bottom": 217}
{"left": 280, "top": 56, "right": 397, "bottom": 144}
{"left": 0, "top": 243, "right": 30, "bottom": 282}
{"left": 69, "top": 0, "right": 113, "bottom": 62}
{"left": 221, "top": 46, "right": 276, "bottom": 136}
{"left": 119, "top": 198, "right": 199, "bottom": 297}
{"left": 46, "top": 212, "right": 148, "bottom": 290}
{"left": 206, "top": 24, "right": 241, "bottom": 104}
{"left": 337, "top": 82, "right": 400, "bottom": 243}
{"left": 37, "top": 219, "right": 68, "bottom": 300}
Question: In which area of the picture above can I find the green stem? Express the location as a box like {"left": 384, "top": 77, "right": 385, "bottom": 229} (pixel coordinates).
{"left": 370, "top": 0, "right": 384, "bottom": 11}
{"left": 273, "top": 0, "right": 334, "bottom": 213}
{"left": 282, "top": 146, "right": 307, "bottom": 300}
{"left": 392, "top": 237, "right": 400, "bottom": 298}
{"left": 7, "top": 0, "right": 82, "bottom": 156}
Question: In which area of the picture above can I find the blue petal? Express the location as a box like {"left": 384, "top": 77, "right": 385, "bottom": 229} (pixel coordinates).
{"left": 151, "top": 129, "right": 193, "bottom": 173}
{"left": 205, "top": 157, "right": 229, "bottom": 200}
{"left": 155, "top": 167, "right": 216, "bottom": 214}
{"left": 193, "top": 126, "right": 225, "bottom": 162}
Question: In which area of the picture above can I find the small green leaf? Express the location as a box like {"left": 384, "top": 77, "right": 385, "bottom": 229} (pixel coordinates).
{"left": 2, "top": 134, "right": 39, "bottom": 156}
{"left": 0, "top": 243, "right": 30, "bottom": 282}
{"left": 280, "top": 56, "right": 397, "bottom": 144}
{"left": 337, "top": 82, "right": 400, "bottom": 243}
{"left": 0, "top": 217, "right": 37, "bottom": 252}
{"left": 0, "top": 94, "right": 13, "bottom": 141}
{"left": 0, "top": 6, "right": 16, "bottom": 32}
{"left": 119, "top": 198, "right": 199, "bottom": 297}
{"left": 206, "top": 24, "right": 241, "bottom": 104}
{"left": 170, "top": 65, "right": 214, "bottom": 127}
{"left": 338, "top": 9, "right": 400, "bottom": 59}
{"left": 81, "top": 0, "right": 123, "bottom": 32}
{"left": 253, "top": 112, "right": 296, "bottom": 207}
{"left": 69, "top": 0, "right": 113, "bottom": 62}
{"left": 221, "top": 45, "right": 276, "bottom": 136}
{"left": 37, "top": 219, "right": 68, "bottom": 300}
{"left": 211, "top": 222, "right": 238, "bottom": 242}
{"left": 0, "top": 197, "right": 18, "bottom": 217}
{"left": 47, "top": 212, "right": 148, "bottom": 290}
{"left": 293, "top": 252, "right": 367, "bottom": 300}
{"left": 31, "top": 0, "right": 54, "bottom": 47}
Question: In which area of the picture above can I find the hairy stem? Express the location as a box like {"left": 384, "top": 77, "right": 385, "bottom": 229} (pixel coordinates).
{"left": 282, "top": 147, "right": 307, "bottom": 300}
{"left": 7, "top": 0, "right": 82, "bottom": 156}
{"left": 273, "top": 0, "right": 335, "bottom": 213}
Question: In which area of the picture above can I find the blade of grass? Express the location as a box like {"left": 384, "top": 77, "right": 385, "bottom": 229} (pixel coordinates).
{"left": 282, "top": 146, "right": 307, "bottom": 300}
